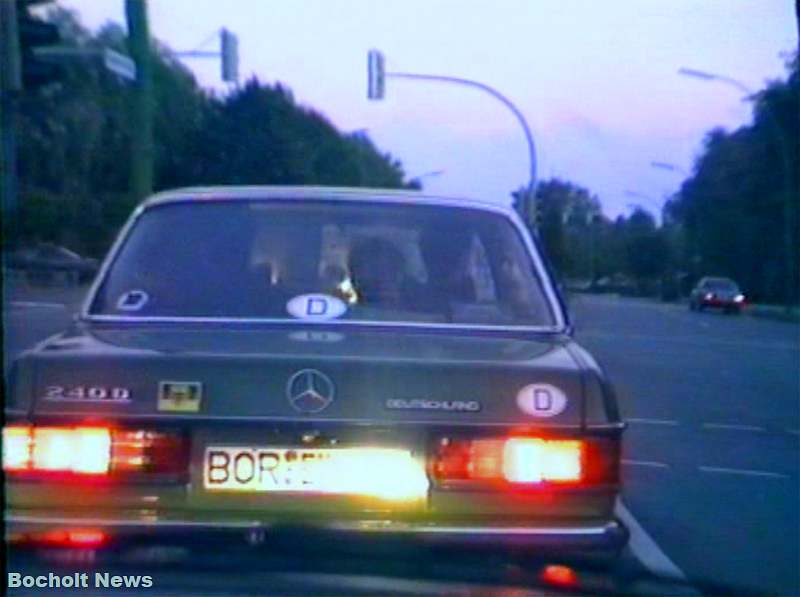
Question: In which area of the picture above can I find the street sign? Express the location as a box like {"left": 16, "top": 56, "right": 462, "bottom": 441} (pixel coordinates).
{"left": 103, "top": 48, "right": 136, "bottom": 81}
{"left": 367, "top": 49, "right": 385, "bottom": 100}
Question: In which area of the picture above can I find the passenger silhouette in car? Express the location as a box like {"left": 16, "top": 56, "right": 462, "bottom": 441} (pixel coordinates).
{"left": 348, "top": 237, "right": 418, "bottom": 310}
{"left": 417, "top": 226, "right": 476, "bottom": 317}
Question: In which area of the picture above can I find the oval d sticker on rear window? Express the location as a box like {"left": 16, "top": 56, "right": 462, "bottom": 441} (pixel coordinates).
{"left": 116, "top": 290, "right": 149, "bottom": 311}
{"left": 287, "top": 294, "right": 347, "bottom": 321}
{"left": 516, "top": 384, "right": 568, "bottom": 417}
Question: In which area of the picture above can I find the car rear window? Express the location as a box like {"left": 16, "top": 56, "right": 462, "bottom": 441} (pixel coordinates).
{"left": 704, "top": 279, "right": 738, "bottom": 291}
{"left": 89, "top": 199, "right": 556, "bottom": 327}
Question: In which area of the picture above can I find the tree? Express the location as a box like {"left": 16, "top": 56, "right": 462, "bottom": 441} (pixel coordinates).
{"left": 668, "top": 57, "right": 799, "bottom": 303}
{"left": 13, "top": 8, "right": 414, "bottom": 257}
{"left": 531, "top": 178, "right": 602, "bottom": 280}
{"left": 623, "top": 209, "right": 670, "bottom": 284}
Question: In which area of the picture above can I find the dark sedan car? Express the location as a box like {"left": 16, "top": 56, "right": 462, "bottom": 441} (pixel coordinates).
{"left": 689, "top": 276, "right": 746, "bottom": 313}
{"left": 6, "top": 244, "right": 99, "bottom": 284}
{"left": 4, "top": 187, "right": 627, "bottom": 557}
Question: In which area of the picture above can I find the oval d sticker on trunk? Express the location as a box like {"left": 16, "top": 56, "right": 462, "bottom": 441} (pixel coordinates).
{"left": 287, "top": 294, "right": 347, "bottom": 321}
{"left": 516, "top": 384, "right": 567, "bottom": 417}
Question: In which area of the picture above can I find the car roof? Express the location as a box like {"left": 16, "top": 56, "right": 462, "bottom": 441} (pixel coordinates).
{"left": 699, "top": 277, "right": 738, "bottom": 286}
{"left": 141, "top": 186, "right": 515, "bottom": 217}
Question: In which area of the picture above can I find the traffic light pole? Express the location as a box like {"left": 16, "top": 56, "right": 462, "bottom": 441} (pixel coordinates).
{"left": 0, "top": 92, "right": 19, "bottom": 219}
{"left": 386, "top": 71, "right": 538, "bottom": 226}
{"left": 125, "top": 0, "right": 154, "bottom": 200}
{"left": 0, "top": 0, "right": 21, "bottom": 223}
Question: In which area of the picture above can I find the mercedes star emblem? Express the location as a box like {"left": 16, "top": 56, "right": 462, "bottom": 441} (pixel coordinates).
{"left": 286, "top": 369, "right": 335, "bottom": 413}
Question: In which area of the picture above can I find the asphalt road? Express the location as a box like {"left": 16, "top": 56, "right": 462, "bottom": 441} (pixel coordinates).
{"left": 571, "top": 293, "right": 800, "bottom": 596}
{"left": 2, "top": 279, "right": 86, "bottom": 371}
{"left": 4, "top": 284, "right": 798, "bottom": 595}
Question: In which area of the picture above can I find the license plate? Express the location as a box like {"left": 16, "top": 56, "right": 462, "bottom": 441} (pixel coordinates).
{"left": 203, "top": 446, "right": 428, "bottom": 500}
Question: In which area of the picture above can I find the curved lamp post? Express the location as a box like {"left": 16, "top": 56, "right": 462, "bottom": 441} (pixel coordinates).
{"left": 368, "top": 50, "right": 538, "bottom": 226}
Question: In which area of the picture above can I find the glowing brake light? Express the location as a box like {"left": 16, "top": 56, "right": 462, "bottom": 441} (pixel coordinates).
{"left": 2, "top": 425, "right": 32, "bottom": 471}
{"left": 541, "top": 564, "right": 579, "bottom": 588}
{"left": 433, "top": 436, "right": 588, "bottom": 486}
{"left": 503, "top": 438, "right": 582, "bottom": 483}
{"left": 36, "top": 529, "right": 108, "bottom": 548}
{"left": 3, "top": 425, "right": 187, "bottom": 478}
{"left": 32, "top": 427, "right": 111, "bottom": 474}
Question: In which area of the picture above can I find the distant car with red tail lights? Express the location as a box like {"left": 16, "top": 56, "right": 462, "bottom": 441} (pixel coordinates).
{"left": 4, "top": 187, "right": 627, "bottom": 555}
{"left": 689, "top": 277, "right": 747, "bottom": 314}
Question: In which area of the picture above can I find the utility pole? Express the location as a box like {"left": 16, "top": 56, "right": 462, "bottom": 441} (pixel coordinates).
{"left": 125, "top": 0, "right": 153, "bottom": 199}
{"left": 1, "top": 0, "right": 21, "bottom": 227}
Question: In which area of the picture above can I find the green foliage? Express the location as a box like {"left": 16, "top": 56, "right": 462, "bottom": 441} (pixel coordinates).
{"left": 667, "top": 56, "right": 799, "bottom": 304}
{"left": 518, "top": 179, "right": 669, "bottom": 289}
{"left": 523, "top": 57, "right": 798, "bottom": 304}
{"left": 624, "top": 209, "right": 670, "bottom": 283}
{"left": 12, "top": 8, "right": 411, "bottom": 257}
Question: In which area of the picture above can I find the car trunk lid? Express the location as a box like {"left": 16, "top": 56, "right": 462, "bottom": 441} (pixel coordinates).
{"left": 27, "top": 325, "right": 585, "bottom": 427}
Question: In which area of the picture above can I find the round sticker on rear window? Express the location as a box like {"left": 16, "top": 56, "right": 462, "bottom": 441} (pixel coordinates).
{"left": 516, "top": 384, "right": 568, "bottom": 418}
{"left": 287, "top": 294, "right": 347, "bottom": 321}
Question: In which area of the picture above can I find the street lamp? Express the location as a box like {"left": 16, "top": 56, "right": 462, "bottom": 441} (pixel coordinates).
{"left": 651, "top": 161, "right": 687, "bottom": 176}
{"left": 408, "top": 169, "right": 444, "bottom": 189}
{"left": 410, "top": 169, "right": 444, "bottom": 181}
{"left": 679, "top": 66, "right": 795, "bottom": 311}
{"left": 678, "top": 67, "right": 752, "bottom": 95}
{"left": 367, "top": 50, "right": 538, "bottom": 225}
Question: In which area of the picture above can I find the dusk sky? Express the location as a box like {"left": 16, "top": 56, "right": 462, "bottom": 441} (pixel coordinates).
{"left": 62, "top": 1, "right": 796, "bottom": 218}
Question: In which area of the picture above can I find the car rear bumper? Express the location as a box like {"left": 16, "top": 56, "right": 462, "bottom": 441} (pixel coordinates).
{"left": 6, "top": 513, "right": 628, "bottom": 554}
{"left": 699, "top": 298, "right": 743, "bottom": 308}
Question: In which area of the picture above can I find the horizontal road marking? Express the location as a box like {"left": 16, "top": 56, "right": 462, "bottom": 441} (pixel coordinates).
{"left": 9, "top": 301, "right": 66, "bottom": 310}
{"left": 622, "top": 459, "right": 670, "bottom": 469}
{"left": 698, "top": 466, "right": 789, "bottom": 479}
{"left": 627, "top": 417, "right": 679, "bottom": 426}
{"left": 615, "top": 500, "right": 689, "bottom": 583}
{"left": 702, "top": 422, "right": 765, "bottom": 432}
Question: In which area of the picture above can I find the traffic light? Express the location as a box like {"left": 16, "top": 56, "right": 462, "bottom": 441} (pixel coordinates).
{"left": 220, "top": 28, "right": 238, "bottom": 83}
{"left": 367, "top": 49, "right": 385, "bottom": 100}
{"left": 17, "top": 0, "right": 62, "bottom": 89}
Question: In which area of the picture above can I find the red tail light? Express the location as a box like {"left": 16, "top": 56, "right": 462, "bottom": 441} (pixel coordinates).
{"left": 541, "top": 564, "right": 579, "bottom": 588}
{"left": 35, "top": 529, "right": 108, "bottom": 548}
{"left": 432, "top": 435, "right": 618, "bottom": 488}
{"left": 110, "top": 429, "right": 188, "bottom": 475}
{"left": 3, "top": 425, "right": 188, "bottom": 480}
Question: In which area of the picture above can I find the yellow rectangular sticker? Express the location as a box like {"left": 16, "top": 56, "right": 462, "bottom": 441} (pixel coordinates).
{"left": 158, "top": 381, "right": 202, "bottom": 413}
